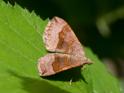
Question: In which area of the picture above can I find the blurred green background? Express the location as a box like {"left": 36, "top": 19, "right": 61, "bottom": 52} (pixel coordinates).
{"left": 4, "top": 0, "right": 124, "bottom": 90}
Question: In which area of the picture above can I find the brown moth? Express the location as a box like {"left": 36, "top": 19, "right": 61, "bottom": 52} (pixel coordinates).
{"left": 38, "top": 17, "right": 91, "bottom": 76}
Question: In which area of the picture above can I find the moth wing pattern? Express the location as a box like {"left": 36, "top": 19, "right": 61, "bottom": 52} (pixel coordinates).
{"left": 38, "top": 17, "right": 92, "bottom": 76}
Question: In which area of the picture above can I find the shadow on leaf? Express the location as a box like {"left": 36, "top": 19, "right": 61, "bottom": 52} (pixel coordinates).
{"left": 43, "top": 66, "right": 88, "bottom": 83}
{"left": 7, "top": 70, "right": 70, "bottom": 93}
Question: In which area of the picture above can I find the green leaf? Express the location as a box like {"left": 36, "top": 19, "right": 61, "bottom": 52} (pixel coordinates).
{"left": 0, "top": 1, "right": 121, "bottom": 93}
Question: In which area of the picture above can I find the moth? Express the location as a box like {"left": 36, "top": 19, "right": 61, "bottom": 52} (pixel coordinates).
{"left": 38, "top": 17, "right": 91, "bottom": 76}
